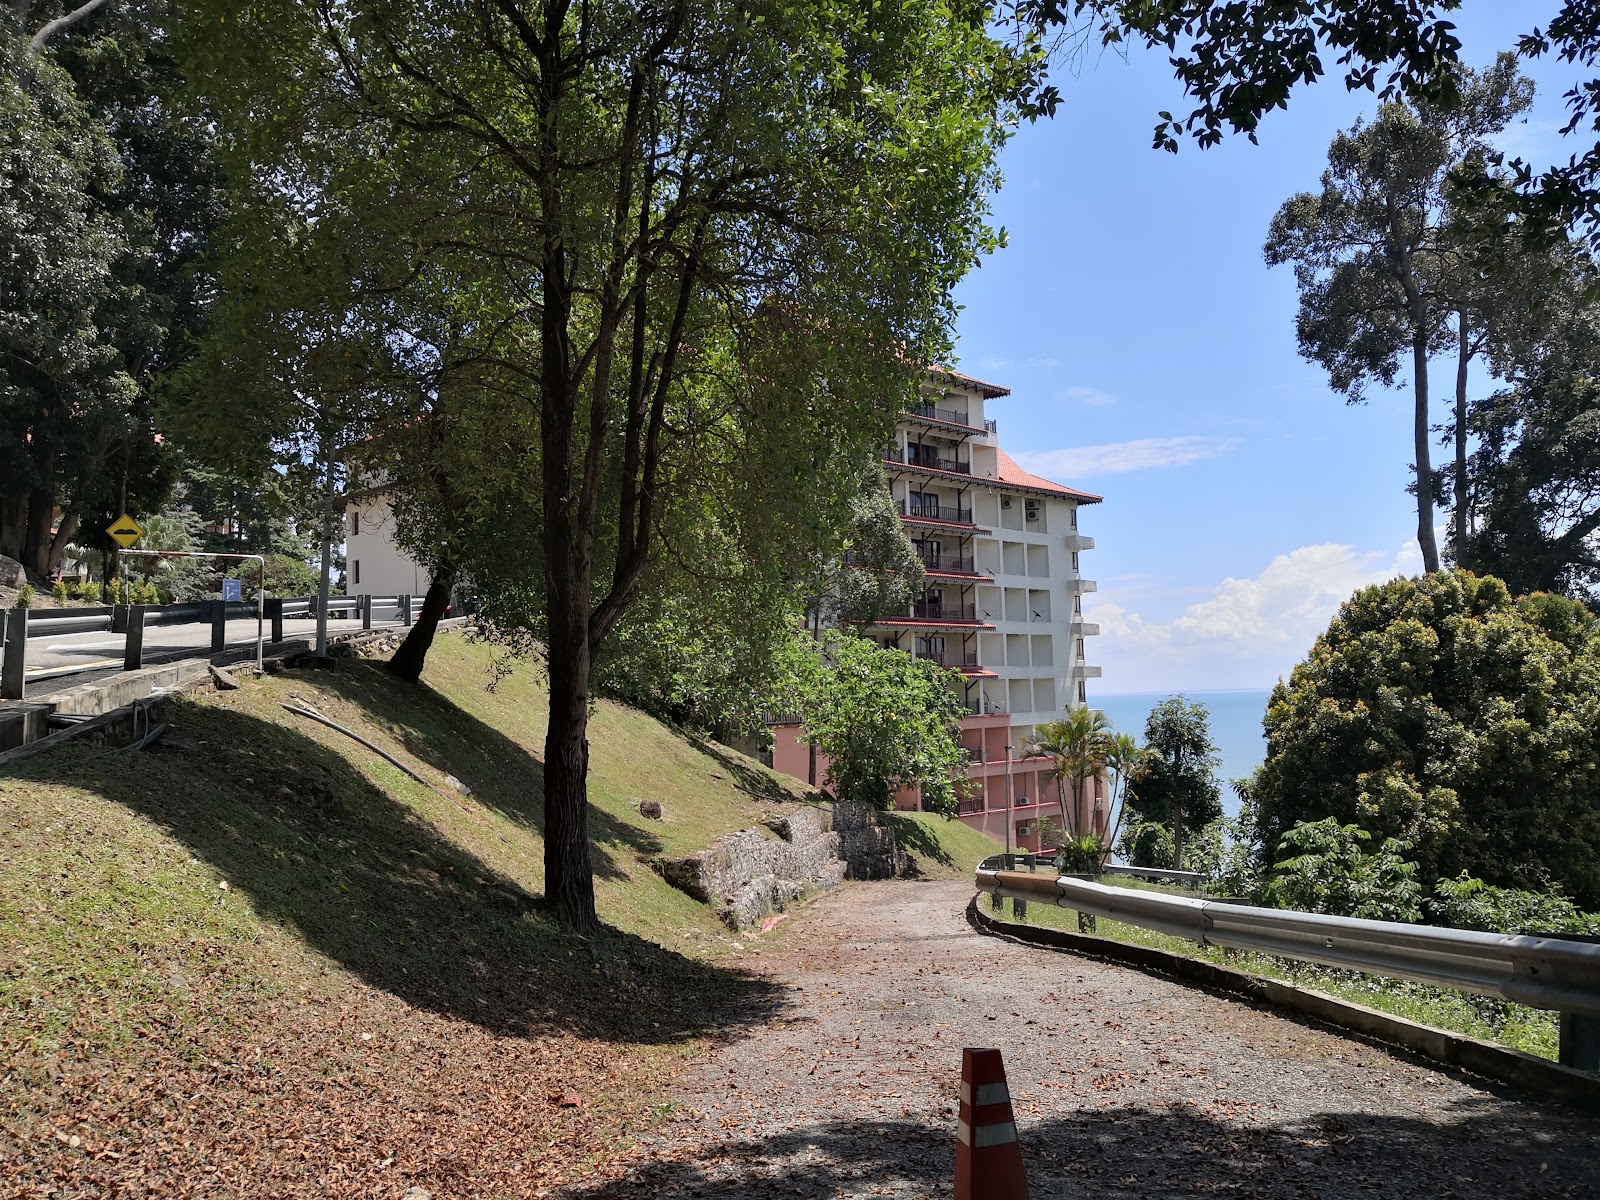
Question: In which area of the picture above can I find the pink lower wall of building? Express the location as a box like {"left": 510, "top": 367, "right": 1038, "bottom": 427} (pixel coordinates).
{"left": 766, "top": 718, "right": 1106, "bottom": 855}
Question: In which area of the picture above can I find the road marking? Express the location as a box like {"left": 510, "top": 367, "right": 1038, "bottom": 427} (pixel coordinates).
{"left": 26, "top": 659, "right": 122, "bottom": 678}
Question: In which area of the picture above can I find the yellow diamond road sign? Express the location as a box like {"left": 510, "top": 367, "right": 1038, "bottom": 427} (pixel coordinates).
{"left": 106, "top": 513, "right": 144, "bottom": 549}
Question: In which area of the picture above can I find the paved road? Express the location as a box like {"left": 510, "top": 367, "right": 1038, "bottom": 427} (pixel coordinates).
{"left": 21, "top": 615, "right": 390, "bottom": 681}
{"left": 571, "top": 881, "right": 1599, "bottom": 1200}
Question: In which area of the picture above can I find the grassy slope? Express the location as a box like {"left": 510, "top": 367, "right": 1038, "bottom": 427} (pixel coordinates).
{"left": 0, "top": 632, "right": 988, "bottom": 1196}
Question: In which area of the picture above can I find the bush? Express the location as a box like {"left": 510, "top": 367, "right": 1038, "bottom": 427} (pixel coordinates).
{"left": 1253, "top": 571, "right": 1600, "bottom": 907}
{"left": 1057, "top": 833, "right": 1105, "bottom": 874}
{"left": 132, "top": 582, "right": 161, "bottom": 605}
{"left": 13, "top": 583, "right": 34, "bottom": 609}
{"left": 1259, "top": 818, "right": 1422, "bottom": 923}
{"left": 1118, "top": 821, "right": 1174, "bottom": 869}
{"left": 1430, "top": 873, "right": 1600, "bottom": 937}
{"left": 75, "top": 580, "right": 102, "bottom": 603}
{"left": 51, "top": 580, "right": 68, "bottom": 605}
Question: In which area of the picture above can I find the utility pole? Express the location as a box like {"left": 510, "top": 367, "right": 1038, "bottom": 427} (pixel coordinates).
{"left": 1004, "top": 743, "right": 1014, "bottom": 863}
{"left": 316, "top": 435, "right": 334, "bottom": 660}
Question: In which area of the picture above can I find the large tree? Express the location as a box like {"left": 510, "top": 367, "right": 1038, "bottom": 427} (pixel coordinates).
{"left": 1124, "top": 695, "right": 1222, "bottom": 871}
{"left": 1263, "top": 57, "right": 1532, "bottom": 575}
{"left": 184, "top": 0, "right": 1028, "bottom": 932}
{"left": 0, "top": 2, "right": 222, "bottom": 578}
{"left": 1251, "top": 570, "right": 1600, "bottom": 906}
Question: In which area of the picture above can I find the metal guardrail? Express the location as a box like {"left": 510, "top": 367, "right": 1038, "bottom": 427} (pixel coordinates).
{"left": 1, "top": 593, "right": 428, "bottom": 700}
{"left": 1102, "top": 863, "right": 1205, "bottom": 888}
{"left": 974, "top": 858, "right": 1600, "bottom": 1025}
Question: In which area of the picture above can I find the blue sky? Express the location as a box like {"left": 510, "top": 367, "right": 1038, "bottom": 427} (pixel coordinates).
{"left": 951, "top": 5, "right": 1582, "bottom": 693}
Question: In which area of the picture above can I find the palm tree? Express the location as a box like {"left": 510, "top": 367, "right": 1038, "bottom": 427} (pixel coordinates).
{"left": 1029, "top": 707, "right": 1110, "bottom": 839}
{"left": 1102, "top": 731, "right": 1145, "bottom": 863}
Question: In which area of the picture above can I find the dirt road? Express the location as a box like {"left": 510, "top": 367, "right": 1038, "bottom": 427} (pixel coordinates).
{"left": 566, "top": 880, "right": 1599, "bottom": 1199}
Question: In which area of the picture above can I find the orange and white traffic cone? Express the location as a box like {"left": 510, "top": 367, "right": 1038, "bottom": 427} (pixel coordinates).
{"left": 954, "top": 1047, "right": 1030, "bottom": 1200}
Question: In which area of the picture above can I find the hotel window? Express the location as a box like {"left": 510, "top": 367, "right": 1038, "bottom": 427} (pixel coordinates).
{"left": 352, "top": 560, "right": 360, "bottom": 586}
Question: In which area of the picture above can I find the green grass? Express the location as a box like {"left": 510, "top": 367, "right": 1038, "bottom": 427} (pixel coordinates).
{"left": 0, "top": 631, "right": 837, "bottom": 1191}
{"left": 884, "top": 810, "right": 1004, "bottom": 880}
{"left": 1005, "top": 890, "right": 1560, "bottom": 1061}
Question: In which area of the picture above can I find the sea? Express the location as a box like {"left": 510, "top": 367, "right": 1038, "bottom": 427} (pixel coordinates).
{"left": 1092, "top": 689, "right": 1273, "bottom": 824}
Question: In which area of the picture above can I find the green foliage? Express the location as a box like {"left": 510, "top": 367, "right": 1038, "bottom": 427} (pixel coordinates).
{"left": 1259, "top": 818, "right": 1422, "bottom": 923}
{"left": 1034, "top": 816, "right": 1062, "bottom": 854}
{"left": 1118, "top": 821, "right": 1173, "bottom": 870}
{"left": 1125, "top": 695, "right": 1221, "bottom": 869}
{"left": 1057, "top": 834, "right": 1105, "bottom": 875}
{"left": 13, "top": 584, "right": 34, "bottom": 610}
{"left": 1262, "top": 55, "right": 1534, "bottom": 574}
{"left": 1429, "top": 873, "right": 1600, "bottom": 938}
{"left": 778, "top": 632, "right": 968, "bottom": 813}
{"left": 73, "top": 580, "right": 102, "bottom": 604}
{"left": 227, "top": 554, "right": 317, "bottom": 601}
{"left": 1029, "top": 707, "right": 1111, "bottom": 839}
{"left": 50, "top": 580, "right": 68, "bottom": 606}
{"left": 832, "top": 465, "right": 927, "bottom": 628}
{"left": 1466, "top": 375, "right": 1600, "bottom": 605}
{"left": 1252, "top": 570, "right": 1600, "bottom": 906}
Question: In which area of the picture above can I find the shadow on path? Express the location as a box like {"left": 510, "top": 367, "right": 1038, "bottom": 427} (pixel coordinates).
{"left": 566, "top": 1100, "right": 1600, "bottom": 1199}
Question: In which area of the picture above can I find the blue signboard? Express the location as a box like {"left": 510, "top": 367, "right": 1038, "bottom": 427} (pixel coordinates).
{"left": 221, "top": 579, "right": 243, "bottom": 602}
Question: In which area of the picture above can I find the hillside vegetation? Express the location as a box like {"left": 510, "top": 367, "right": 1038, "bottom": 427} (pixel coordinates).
{"left": 0, "top": 632, "right": 996, "bottom": 1195}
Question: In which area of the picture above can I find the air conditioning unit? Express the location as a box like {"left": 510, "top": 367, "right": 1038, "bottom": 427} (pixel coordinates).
{"left": 1001, "top": 497, "right": 1012, "bottom": 509}
{"left": 1025, "top": 501, "right": 1040, "bottom": 518}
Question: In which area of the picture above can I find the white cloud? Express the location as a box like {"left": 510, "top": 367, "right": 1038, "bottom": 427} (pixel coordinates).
{"left": 1016, "top": 435, "right": 1237, "bottom": 479}
{"left": 1086, "top": 539, "right": 1425, "bottom": 691}
{"left": 1062, "top": 385, "right": 1115, "bottom": 406}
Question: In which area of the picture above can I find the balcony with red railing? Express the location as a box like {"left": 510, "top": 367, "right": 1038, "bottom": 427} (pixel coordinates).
{"left": 920, "top": 554, "right": 989, "bottom": 580}
{"left": 871, "top": 600, "right": 990, "bottom": 632}
{"left": 883, "top": 446, "right": 973, "bottom": 477}
{"left": 897, "top": 499, "right": 984, "bottom": 532}
{"left": 904, "top": 402, "right": 988, "bottom": 437}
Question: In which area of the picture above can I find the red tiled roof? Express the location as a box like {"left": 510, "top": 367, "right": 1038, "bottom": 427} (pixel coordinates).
{"left": 993, "top": 449, "right": 1102, "bottom": 504}
{"left": 931, "top": 366, "right": 1011, "bottom": 398}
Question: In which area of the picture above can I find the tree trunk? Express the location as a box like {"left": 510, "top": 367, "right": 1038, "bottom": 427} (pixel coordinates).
{"left": 1172, "top": 796, "right": 1184, "bottom": 872}
{"left": 543, "top": 600, "right": 599, "bottom": 933}
{"left": 1411, "top": 332, "right": 1441, "bottom": 573}
{"left": 386, "top": 562, "right": 455, "bottom": 683}
{"left": 46, "top": 512, "right": 78, "bottom": 575}
{"left": 22, "top": 484, "right": 54, "bottom": 579}
{"left": 1453, "top": 312, "right": 1471, "bottom": 568}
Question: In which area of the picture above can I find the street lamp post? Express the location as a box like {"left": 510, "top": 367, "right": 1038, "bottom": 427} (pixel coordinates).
{"left": 1004, "top": 744, "right": 1014, "bottom": 863}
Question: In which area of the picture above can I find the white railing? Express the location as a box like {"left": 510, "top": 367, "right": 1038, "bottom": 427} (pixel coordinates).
{"left": 974, "top": 857, "right": 1600, "bottom": 1022}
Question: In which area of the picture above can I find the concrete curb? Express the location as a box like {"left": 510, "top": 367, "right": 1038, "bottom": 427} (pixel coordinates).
{"left": 966, "top": 895, "right": 1600, "bottom": 1110}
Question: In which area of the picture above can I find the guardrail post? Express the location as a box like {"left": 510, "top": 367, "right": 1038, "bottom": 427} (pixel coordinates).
{"left": 123, "top": 605, "right": 147, "bottom": 671}
{"left": 361, "top": 595, "right": 372, "bottom": 630}
{"left": 399, "top": 594, "right": 412, "bottom": 627}
{"left": 1554, "top": 933, "right": 1600, "bottom": 1072}
{"left": 111, "top": 602, "right": 128, "bottom": 634}
{"left": 1, "top": 609, "right": 26, "bottom": 700}
{"left": 1560, "top": 1011, "right": 1600, "bottom": 1073}
{"left": 265, "top": 598, "right": 284, "bottom": 643}
{"left": 210, "top": 600, "right": 226, "bottom": 652}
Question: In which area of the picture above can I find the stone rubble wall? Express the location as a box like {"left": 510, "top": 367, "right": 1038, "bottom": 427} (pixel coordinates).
{"left": 656, "top": 802, "right": 901, "bottom": 931}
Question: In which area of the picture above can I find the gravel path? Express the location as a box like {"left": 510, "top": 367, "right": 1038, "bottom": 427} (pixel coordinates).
{"left": 567, "top": 880, "right": 1599, "bottom": 1200}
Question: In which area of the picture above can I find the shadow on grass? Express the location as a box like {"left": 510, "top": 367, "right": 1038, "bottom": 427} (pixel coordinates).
{"left": 313, "top": 659, "right": 663, "bottom": 882}
{"left": 880, "top": 812, "right": 955, "bottom": 877}
{"left": 17, "top": 700, "right": 782, "bottom": 1045}
{"left": 563, "top": 1100, "right": 1600, "bottom": 1199}
{"left": 682, "top": 732, "right": 807, "bottom": 806}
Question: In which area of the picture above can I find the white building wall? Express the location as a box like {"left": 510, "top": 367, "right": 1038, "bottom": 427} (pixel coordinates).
{"left": 345, "top": 491, "right": 432, "bottom": 597}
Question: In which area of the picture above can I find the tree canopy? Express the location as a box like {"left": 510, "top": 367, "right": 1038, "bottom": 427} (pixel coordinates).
{"left": 1263, "top": 56, "right": 1533, "bottom": 575}
{"left": 777, "top": 632, "right": 969, "bottom": 814}
{"left": 1124, "top": 695, "right": 1222, "bottom": 870}
{"left": 180, "top": 0, "right": 1029, "bottom": 931}
{"left": 1252, "top": 570, "right": 1600, "bottom": 906}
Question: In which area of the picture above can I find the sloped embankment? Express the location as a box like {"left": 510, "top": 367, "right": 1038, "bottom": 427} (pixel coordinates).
{"left": 0, "top": 633, "right": 831, "bottom": 1196}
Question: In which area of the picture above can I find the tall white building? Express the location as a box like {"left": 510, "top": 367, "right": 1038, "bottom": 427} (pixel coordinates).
{"left": 770, "top": 368, "right": 1103, "bottom": 850}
